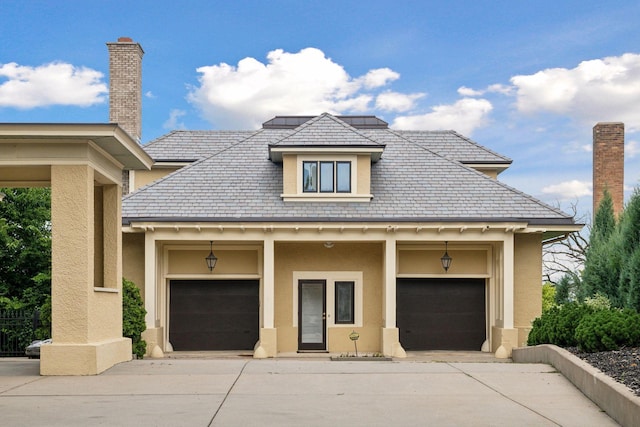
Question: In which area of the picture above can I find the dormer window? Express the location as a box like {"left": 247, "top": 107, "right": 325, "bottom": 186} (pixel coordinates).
{"left": 303, "top": 161, "right": 351, "bottom": 193}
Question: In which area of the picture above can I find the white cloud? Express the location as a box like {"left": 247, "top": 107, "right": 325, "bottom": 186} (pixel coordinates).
{"left": 457, "top": 86, "right": 483, "bottom": 97}
{"left": 0, "top": 61, "right": 106, "bottom": 108}
{"left": 457, "top": 84, "right": 512, "bottom": 97}
{"left": 542, "top": 180, "right": 592, "bottom": 200}
{"left": 163, "top": 109, "right": 186, "bottom": 130}
{"left": 626, "top": 140, "right": 639, "bottom": 158}
{"left": 391, "top": 98, "right": 493, "bottom": 135}
{"left": 358, "top": 68, "right": 400, "bottom": 89}
{"left": 145, "top": 91, "right": 156, "bottom": 99}
{"left": 375, "top": 91, "right": 425, "bottom": 112}
{"left": 486, "top": 84, "right": 513, "bottom": 95}
{"left": 510, "top": 53, "right": 640, "bottom": 131}
{"left": 187, "top": 48, "right": 410, "bottom": 129}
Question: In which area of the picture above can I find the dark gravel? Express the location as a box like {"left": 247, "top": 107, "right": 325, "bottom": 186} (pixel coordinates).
{"left": 567, "top": 346, "right": 640, "bottom": 396}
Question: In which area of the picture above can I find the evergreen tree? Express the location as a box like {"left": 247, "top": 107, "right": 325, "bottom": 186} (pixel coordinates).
{"left": 580, "top": 190, "right": 621, "bottom": 303}
{"left": 555, "top": 273, "right": 579, "bottom": 305}
{"left": 621, "top": 247, "right": 640, "bottom": 311}
{"left": 618, "top": 189, "right": 640, "bottom": 308}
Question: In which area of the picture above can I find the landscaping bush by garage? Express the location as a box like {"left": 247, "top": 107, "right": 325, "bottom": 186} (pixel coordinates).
{"left": 575, "top": 308, "right": 640, "bottom": 352}
{"left": 527, "top": 302, "right": 594, "bottom": 347}
{"left": 529, "top": 296, "right": 640, "bottom": 353}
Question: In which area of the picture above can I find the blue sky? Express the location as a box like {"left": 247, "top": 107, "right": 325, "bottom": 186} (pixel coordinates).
{"left": 1, "top": 0, "right": 639, "bottom": 220}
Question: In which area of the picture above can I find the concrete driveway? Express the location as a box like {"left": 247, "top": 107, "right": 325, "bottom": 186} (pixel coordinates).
{"left": 0, "top": 356, "right": 617, "bottom": 426}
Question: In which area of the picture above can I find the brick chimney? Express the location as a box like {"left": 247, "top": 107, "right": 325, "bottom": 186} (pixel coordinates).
{"left": 107, "top": 37, "right": 144, "bottom": 194}
{"left": 593, "top": 122, "right": 624, "bottom": 217}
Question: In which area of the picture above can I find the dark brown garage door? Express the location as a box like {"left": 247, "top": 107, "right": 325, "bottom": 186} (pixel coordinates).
{"left": 397, "top": 278, "right": 486, "bottom": 351}
{"left": 169, "top": 280, "right": 259, "bottom": 351}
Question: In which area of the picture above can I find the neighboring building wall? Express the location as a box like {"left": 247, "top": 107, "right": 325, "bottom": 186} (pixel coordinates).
{"left": 593, "top": 122, "right": 624, "bottom": 217}
{"left": 274, "top": 242, "right": 383, "bottom": 353}
{"left": 513, "top": 233, "right": 543, "bottom": 347}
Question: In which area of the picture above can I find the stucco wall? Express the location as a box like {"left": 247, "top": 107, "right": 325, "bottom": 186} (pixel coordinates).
{"left": 132, "top": 168, "right": 179, "bottom": 191}
{"left": 514, "top": 233, "right": 543, "bottom": 346}
{"left": 122, "top": 233, "right": 145, "bottom": 296}
{"left": 356, "top": 155, "right": 370, "bottom": 195}
{"left": 167, "top": 247, "right": 259, "bottom": 275}
{"left": 282, "top": 155, "right": 296, "bottom": 194}
{"left": 397, "top": 246, "right": 489, "bottom": 275}
{"left": 274, "top": 242, "right": 383, "bottom": 353}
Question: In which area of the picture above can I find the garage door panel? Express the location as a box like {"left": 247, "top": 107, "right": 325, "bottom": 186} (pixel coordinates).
{"left": 397, "top": 278, "right": 486, "bottom": 351}
{"left": 170, "top": 280, "right": 259, "bottom": 351}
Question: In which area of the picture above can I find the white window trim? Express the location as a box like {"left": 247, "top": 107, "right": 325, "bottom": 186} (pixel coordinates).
{"left": 297, "top": 154, "right": 357, "bottom": 195}
{"left": 292, "top": 271, "right": 363, "bottom": 328}
{"left": 281, "top": 154, "right": 373, "bottom": 201}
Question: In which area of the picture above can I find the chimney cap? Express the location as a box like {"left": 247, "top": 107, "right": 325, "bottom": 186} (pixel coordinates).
{"left": 117, "top": 37, "right": 134, "bottom": 43}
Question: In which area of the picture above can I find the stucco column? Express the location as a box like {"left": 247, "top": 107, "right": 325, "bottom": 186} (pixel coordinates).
{"left": 41, "top": 165, "right": 131, "bottom": 375}
{"left": 503, "top": 235, "right": 514, "bottom": 329}
{"left": 144, "top": 232, "right": 157, "bottom": 329}
{"left": 255, "top": 236, "right": 277, "bottom": 358}
{"left": 141, "top": 232, "right": 165, "bottom": 357}
{"left": 494, "top": 235, "right": 517, "bottom": 358}
{"left": 381, "top": 237, "right": 405, "bottom": 357}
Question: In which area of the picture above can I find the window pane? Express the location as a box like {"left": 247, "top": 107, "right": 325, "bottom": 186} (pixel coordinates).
{"left": 303, "top": 162, "right": 317, "bottom": 192}
{"left": 335, "top": 281, "right": 354, "bottom": 324}
{"left": 336, "top": 162, "right": 351, "bottom": 193}
{"left": 320, "top": 162, "right": 334, "bottom": 192}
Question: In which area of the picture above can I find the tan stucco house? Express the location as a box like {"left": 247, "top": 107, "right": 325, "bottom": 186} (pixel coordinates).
{"left": 121, "top": 111, "right": 581, "bottom": 359}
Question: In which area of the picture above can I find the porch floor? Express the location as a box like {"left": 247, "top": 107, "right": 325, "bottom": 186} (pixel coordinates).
{"left": 164, "top": 350, "right": 510, "bottom": 363}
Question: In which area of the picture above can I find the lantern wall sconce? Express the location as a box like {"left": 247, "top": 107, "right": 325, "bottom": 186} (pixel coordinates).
{"left": 440, "top": 241, "right": 452, "bottom": 272}
{"left": 205, "top": 241, "right": 218, "bottom": 271}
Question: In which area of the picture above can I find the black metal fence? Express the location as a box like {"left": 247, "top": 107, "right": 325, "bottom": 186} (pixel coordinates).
{"left": 0, "top": 309, "right": 40, "bottom": 357}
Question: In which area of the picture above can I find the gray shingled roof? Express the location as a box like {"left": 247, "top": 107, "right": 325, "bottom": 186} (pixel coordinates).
{"left": 269, "top": 113, "right": 385, "bottom": 148}
{"left": 371, "top": 130, "right": 511, "bottom": 164}
{"left": 123, "top": 114, "right": 572, "bottom": 225}
{"left": 143, "top": 130, "right": 258, "bottom": 161}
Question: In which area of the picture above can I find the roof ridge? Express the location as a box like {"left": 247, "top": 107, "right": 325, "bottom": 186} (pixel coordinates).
{"left": 143, "top": 130, "right": 179, "bottom": 148}
{"left": 271, "top": 113, "right": 385, "bottom": 146}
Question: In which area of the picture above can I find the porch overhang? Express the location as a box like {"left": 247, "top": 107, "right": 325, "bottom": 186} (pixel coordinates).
{"left": 0, "top": 123, "right": 154, "bottom": 172}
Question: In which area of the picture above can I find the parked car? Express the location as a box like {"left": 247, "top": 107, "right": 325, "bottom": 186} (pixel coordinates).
{"left": 25, "top": 339, "right": 52, "bottom": 359}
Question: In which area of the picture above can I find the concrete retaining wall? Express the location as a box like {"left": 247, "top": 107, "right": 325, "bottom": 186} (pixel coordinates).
{"left": 513, "top": 344, "right": 640, "bottom": 427}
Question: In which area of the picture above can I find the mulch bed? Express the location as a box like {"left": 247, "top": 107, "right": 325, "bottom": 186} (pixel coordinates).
{"left": 567, "top": 346, "right": 640, "bottom": 396}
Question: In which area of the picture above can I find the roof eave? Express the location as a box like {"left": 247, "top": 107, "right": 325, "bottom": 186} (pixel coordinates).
{"left": 268, "top": 145, "right": 385, "bottom": 162}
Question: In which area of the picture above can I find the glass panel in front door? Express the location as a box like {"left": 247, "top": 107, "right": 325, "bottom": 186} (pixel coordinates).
{"left": 299, "top": 281, "right": 326, "bottom": 349}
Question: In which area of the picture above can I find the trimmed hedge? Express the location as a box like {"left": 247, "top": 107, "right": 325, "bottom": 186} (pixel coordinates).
{"left": 528, "top": 301, "right": 640, "bottom": 352}
{"left": 527, "top": 302, "right": 594, "bottom": 347}
{"left": 575, "top": 308, "right": 640, "bottom": 352}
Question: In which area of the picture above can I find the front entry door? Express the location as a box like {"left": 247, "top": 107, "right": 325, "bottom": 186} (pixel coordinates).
{"left": 298, "top": 280, "right": 326, "bottom": 351}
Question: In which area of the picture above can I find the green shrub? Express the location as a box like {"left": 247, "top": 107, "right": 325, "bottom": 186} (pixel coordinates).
{"left": 528, "top": 302, "right": 594, "bottom": 347}
{"left": 575, "top": 308, "right": 640, "bottom": 352}
{"left": 122, "top": 278, "right": 147, "bottom": 358}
